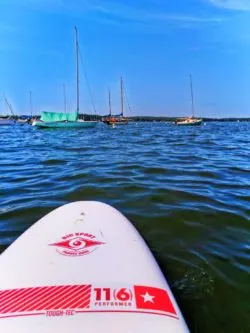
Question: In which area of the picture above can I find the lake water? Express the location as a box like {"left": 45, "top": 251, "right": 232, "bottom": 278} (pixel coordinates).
{"left": 0, "top": 122, "right": 250, "bottom": 332}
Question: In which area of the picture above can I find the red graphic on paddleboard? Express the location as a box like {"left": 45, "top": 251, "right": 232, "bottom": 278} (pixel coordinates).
{"left": 0, "top": 285, "right": 178, "bottom": 320}
{"left": 113, "top": 288, "right": 133, "bottom": 302}
{"left": 49, "top": 232, "right": 105, "bottom": 256}
{"left": 134, "top": 286, "right": 177, "bottom": 315}
{"left": 92, "top": 287, "right": 133, "bottom": 309}
{"left": 0, "top": 285, "right": 91, "bottom": 318}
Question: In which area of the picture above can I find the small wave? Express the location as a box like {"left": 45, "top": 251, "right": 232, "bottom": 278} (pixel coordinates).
{"left": 0, "top": 122, "right": 250, "bottom": 333}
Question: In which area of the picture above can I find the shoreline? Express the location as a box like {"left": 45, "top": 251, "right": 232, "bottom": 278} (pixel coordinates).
{"left": 1, "top": 114, "right": 250, "bottom": 123}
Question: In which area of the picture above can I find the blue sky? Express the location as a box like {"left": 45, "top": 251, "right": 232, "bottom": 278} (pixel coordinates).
{"left": 0, "top": 0, "right": 249, "bottom": 117}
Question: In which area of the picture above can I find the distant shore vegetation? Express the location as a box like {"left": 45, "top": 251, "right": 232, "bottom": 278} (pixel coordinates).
{"left": 2, "top": 114, "right": 250, "bottom": 122}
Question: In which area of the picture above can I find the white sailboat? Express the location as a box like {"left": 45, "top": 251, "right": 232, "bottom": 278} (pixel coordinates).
{"left": 175, "top": 75, "right": 202, "bottom": 126}
{"left": 36, "top": 27, "right": 97, "bottom": 129}
{"left": 0, "top": 97, "right": 16, "bottom": 126}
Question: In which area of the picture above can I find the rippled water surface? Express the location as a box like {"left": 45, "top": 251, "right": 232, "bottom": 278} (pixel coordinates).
{"left": 0, "top": 122, "right": 250, "bottom": 332}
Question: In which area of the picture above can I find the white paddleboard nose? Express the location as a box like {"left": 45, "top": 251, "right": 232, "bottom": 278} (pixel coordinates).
{"left": 0, "top": 201, "right": 189, "bottom": 333}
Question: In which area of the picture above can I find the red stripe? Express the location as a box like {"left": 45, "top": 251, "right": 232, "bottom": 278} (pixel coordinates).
{"left": 75, "top": 310, "right": 179, "bottom": 319}
{"left": 18, "top": 286, "right": 68, "bottom": 312}
{"left": 29, "top": 285, "right": 75, "bottom": 311}
{"left": 0, "top": 288, "right": 37, "bottom": 310}
{"left": 0, "top": 285, "right": 91, "bottom": 315}
{"left": 66, "top": 289, "right": 91, "bottom": 309}
{"left": 52, "top": 286, "right": 91, "bottom": 310}
{"left": 62, "top": 286, "right": 90, "bottom": 309}
{"left": 30, "top": 285, "right": 90, "bottom": 311}
{"left": 62, "top": 288, "right": 91, "bottom": 310}
{"left": 74, "top": 299, "right": 90, "bottom": 310}
{"left": 0, "top": 310, "right": 178, "bottom": 320}
{"left": 0, "top": 312, "right": 45, "bottom": 319}
{"left": 42, "top": 285, "right": 83, "bottom": 310}
{"left": 0, "top": 287, "right": 49, "bottom": 313}
{"left": 2, "top": 286, "right": 59, "bottom": 314}
{"left": 0, "top": 288, "right": 27, "bottom": 304}
{"left": 44, "top": 286, "right": 90, "bottom": 310}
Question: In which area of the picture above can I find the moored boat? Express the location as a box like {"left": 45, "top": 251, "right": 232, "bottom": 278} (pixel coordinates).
{"left": 0, "top": 98, "right": 16, "bottom": 125}
{"left": 103, "top": 77, "right": 129, "bottom": 126}
{"left": 175, "top": 117, "right": 202, "bottom": 126}
{"left": 35, "top": 27, "right": 97, "bottom": 129}
{"left": 103, "top": 116, "right": 129, "bottom": 125}
{"left": 175, "top": 75, "right": 202, "bottom": 126}
{"left": 36, "top": 118, "right": 97, "bottom": 128}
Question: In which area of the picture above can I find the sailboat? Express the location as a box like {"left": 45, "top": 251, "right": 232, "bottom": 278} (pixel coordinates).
{"left": 35, "top": 27, "right": 97, "bottom": 129}
{"left": 0, "top": 97, "right": 16, "bottom": 126}
{"left": 103, "top": 77, "right": 129, "bottom": 125}
{"left": 175, "top": 75, "right": 202, "bottom": 126}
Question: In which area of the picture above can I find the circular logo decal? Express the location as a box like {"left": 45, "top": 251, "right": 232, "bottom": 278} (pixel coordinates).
{"left": 49, "top": 232, "right": 105, "bottom": 257}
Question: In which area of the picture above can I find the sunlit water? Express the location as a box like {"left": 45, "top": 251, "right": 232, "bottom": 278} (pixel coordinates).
{"left": 0, "top": 122, "right": 250, "bottom": 332}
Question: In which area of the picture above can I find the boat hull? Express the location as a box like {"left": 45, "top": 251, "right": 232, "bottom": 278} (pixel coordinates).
{"left": 35, "top": 121, "right": 97, "bottom": 128}
{"left": 175, "top": 119, "right": 202, "bottom": 126}
{"left": 103, "top": 120, "right": 129, "bottom": 126}
{"left": 0, "top": 119, "right": 16, "bottom": 126}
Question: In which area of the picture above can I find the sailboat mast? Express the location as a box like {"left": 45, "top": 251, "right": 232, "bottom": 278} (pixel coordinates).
{"left": 190, "top": 74, "right": 195, "bottom": 118}
{"left": 120, "top": 77, "right": 124, "bottom": 116}
{"left": 63, "top": 84, "right": 67, "bottom": 113}
{"left": 4, "top": 96, "right": 15, "bottom": 116}
{"left": 109, "top": 89, "right": 112, "bottom": 116}
{"left": 29, "top": 91, "right": 33, "bottom": 117}
{"left": 75, "top": 27, "right": 80, "bottom": 114}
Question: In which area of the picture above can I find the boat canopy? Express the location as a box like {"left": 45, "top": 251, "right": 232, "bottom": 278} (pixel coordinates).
{"left": 40, "top": 111, "right": 78, "bottom": 122}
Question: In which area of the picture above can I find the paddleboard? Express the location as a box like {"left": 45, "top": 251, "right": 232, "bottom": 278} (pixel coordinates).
{"left": 0, "top": 201, "right": 189, "bottom": 332}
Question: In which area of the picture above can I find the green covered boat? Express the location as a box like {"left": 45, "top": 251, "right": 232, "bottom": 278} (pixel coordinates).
{"left": 35, "top": 27, "right": 97, "bottom": 129}
{"left": 36, "top": 111, "right": 97, "bottom": 128}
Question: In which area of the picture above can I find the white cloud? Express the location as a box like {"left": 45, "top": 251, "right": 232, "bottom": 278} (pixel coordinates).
{"left": 208, "top": 0, "right": 250, "bottom": 11}
{"left": 89, "top": 1, "right": 225, "bottom": 25}
{"left": 3, "top": 0, "right": 226, "bottom": 27}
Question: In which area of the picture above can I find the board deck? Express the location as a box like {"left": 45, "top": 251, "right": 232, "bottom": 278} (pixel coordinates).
{"left": 0, "top": 201, "right": 189, "bottom": 332}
